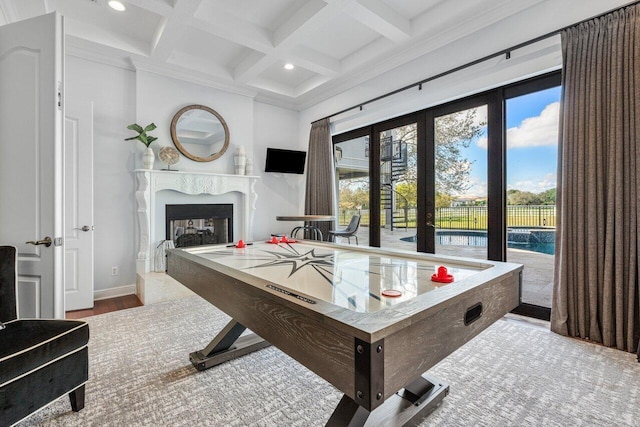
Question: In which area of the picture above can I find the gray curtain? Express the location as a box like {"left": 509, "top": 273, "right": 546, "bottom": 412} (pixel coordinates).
{"left": 551, "top": 4, "right": 640, "bottom": 353}
{"left": 304, "top": 118, "right": 335, "bottom": 240}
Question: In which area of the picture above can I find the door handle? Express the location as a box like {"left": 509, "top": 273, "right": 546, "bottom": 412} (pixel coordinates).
{"left": 25, "top": 236, "right": 52, "bottom": 247}
{"left": 73, "top": 225, "right": 92, "bottom": 232}
{"left": 426, "top": 222, "right": 437, "bottom": 228}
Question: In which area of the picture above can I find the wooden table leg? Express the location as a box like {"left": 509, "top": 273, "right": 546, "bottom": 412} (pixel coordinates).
{"left": 325, "top": 374, "right": 449, "bottom": 427}
{"left": 189, "top": 319, "right": 271, "bottom": 371}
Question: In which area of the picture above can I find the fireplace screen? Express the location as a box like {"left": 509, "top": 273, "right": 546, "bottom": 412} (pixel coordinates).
{"left": 166, "top": 204, "right": 233, "bottom": 248}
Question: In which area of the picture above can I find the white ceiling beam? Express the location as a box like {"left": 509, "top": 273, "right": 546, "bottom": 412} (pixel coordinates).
{"left": 150, "top": 0, "right": 203, "bottom": 62}
{"left": 296, "top": 0, "right": 549, "bottom": 109}
{"left": 131, "top": 56, "right": 259, "bottom": 99}
{"left": 234, "top": 0, "right": 335, "bottom": 83}
{"left": 340, "top": 36, "right": 394, "bottom": 72}
{"left": 273, "top": 0, "right": 328, "bottom": 46}
{"left": 150, "top": 22, "right": 182, "bottom": 61}
{"left": 166, "top": 51, "right": 233, "bottom": 80}
{"left": 247, "top": 76, "right": 296, "bottom": 98}
{"left": 288, "top": 46, "right": 340, "bottom": 76}
{"left": 233, "top": 41, "right": 341, "bottom": 83}
{"left": 188, "top": 13, "right": 273, "bottom": 53}
{"left": 233, "top": 51, "right": 275, "bottom": 83}
{"left": 343, "top": 0, "right": 411, "bottom": 42}
{"left": 294, "top": 74, "right": 332, "bottom": 97}
{"left": 149, "top": 16, "right": 168, "bottom": 55}
{"left": 120, "top": 0, "right": 174, "bottom": 17}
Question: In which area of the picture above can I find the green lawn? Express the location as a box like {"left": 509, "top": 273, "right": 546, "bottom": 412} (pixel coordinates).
{"left": 340, "top": 206, "right": 556, "bottom": 229}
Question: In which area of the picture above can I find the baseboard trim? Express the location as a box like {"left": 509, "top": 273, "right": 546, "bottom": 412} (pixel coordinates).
{"left": 94, "top": 284, "right": 136, "bottom": 301}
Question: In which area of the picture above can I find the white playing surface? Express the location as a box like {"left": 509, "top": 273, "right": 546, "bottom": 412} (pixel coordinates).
{"left": 190, "top": 242, "right": 485, "bottom": 313}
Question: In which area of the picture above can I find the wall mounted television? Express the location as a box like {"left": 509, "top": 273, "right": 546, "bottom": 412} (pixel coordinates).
{"left": 265, "top": 148, "right": 306, "bottom": 174}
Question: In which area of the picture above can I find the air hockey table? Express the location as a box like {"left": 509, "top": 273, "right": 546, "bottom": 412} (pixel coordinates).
{"left": 167, "top": 240, "right": 522, "bottom": 426}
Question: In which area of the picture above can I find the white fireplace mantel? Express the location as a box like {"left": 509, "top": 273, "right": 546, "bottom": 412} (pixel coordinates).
{"left": 135, "top": 170, "right": 259, "bottom": 274}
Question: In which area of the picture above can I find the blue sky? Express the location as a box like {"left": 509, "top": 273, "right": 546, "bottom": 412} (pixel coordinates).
{"left": 461, "top": 86, "right": 561, "bottom": 197}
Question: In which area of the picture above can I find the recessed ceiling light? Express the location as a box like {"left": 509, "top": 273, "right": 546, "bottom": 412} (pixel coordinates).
{"left": 284, "top": 63, "right": 295, "bottom": 70}
{"left": 108, "top": 1, "right": 126, "bottom": 11}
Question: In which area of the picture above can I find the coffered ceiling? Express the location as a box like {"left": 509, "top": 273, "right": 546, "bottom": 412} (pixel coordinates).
{"left": 0, "top": 0, "right": 634, "bottom": 110}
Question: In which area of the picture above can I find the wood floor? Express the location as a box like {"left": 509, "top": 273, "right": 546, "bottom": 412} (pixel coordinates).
{"left": 65, "top": 294, "right": 143, "bottom": 319}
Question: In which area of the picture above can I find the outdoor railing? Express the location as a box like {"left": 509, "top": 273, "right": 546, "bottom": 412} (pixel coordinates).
{"left": 338, "top": 205, "right": 556, "bottom": 229}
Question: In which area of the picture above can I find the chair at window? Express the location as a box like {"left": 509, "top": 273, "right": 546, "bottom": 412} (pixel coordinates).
{"left": 328, "top": 214, "right": 361, "bottom": 245}
{"left": 0, "top": 245, "right": 89, "bottom": 426}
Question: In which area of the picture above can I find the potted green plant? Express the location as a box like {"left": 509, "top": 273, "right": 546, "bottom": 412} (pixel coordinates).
{"left": 125, "top": 123, "right": 157, "bottom": 169}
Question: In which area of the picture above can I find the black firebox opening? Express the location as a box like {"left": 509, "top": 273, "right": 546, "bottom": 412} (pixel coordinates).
{"left": 166, "top": 204, "right": 233, "bottom": 248}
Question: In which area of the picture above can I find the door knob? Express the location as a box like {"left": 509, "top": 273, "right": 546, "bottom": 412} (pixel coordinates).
{"left": 25, "top": 236, "right": 52, "bottom": 247}
{"left": 73, "top": 225, "right": 92, "bottom": 232}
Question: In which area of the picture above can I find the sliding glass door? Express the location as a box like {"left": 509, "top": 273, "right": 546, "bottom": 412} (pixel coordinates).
{"left": 505, "top": 75, "right": 561, "bottom": 317}
{"left": 334, "top": 130, "right": 371, "bottom": 245}
{"left": 374, "top": 116, "right": 420, "bottom": 251}
{"left": 431, "top": 104, "right": 489, "bottom": 259}
{"left": 331, "top": 72, "right": 560, "bottom": 320}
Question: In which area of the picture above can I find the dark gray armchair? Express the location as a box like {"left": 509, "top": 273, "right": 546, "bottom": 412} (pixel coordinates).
{"left": 0, "top": 246, "right": 89, "bottom": 426}
{"left": 328, "top": 214, "right": 361, "bottom": 245}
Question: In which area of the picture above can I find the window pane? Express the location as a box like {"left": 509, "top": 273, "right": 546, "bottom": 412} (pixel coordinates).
{"left": 434, "top": 105, "right": 488, "bottom": 260}
{"left": 335, "top": 136, "right": 370, "bottom": 245}
{"left": 379, "top": 124, "right": 417, "bottom": 251}
{"left": 506, "top": 86, "right": 561, "bottom": 309}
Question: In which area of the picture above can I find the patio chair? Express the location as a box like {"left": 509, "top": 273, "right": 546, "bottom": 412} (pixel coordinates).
{"left": 328, "top": 214, "right": 361, "bottom": 245}
{"left": 0, "top": 245, "right": 89, "bottom": 426}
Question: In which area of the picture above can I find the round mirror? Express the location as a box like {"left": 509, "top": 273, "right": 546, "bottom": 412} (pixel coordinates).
{"left": 170, "top": 105, "right": 230, "bottom": 162}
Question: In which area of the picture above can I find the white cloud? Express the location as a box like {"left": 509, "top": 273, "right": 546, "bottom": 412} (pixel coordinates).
{"left": 452, "top": 176, "right": 487, "bottom": 197}
{"left": 507, "top": 173, "right": 557, "bottom": 193}
{"left": 476, "top": 102, "right": 560, "bottom": 149}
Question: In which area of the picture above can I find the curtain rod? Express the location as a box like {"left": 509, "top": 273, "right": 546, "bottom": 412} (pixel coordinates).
{"left": 312, "top": 0, "right": 639, "bottom": 124}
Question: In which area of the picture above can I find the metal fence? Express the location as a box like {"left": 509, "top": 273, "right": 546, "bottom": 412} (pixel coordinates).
{"left": 338, "top": 205, "right": 556, "bottom": 229}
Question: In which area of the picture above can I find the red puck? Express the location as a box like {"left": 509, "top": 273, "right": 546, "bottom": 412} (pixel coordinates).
{"left": 431, "top": 265, "right": 454, "bottom": 283}
{"left": 381, "top": 289, "right": 402, "bottom": 298}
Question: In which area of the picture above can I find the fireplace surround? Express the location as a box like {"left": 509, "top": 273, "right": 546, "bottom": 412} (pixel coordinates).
{"left": 134, "top": 170, "right": 258, "bottom": 304}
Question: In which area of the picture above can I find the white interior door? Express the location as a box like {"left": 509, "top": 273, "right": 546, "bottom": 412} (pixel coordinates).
{"left": 0, "top": 12, "right": 64, "bottom": 318}
{"left": 64, "top": 102, "right": 94, "bottom": 310}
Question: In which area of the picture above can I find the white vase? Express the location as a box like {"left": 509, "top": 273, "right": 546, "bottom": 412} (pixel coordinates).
{"left": 234, "top": 146, "right": 246, "bottom": 175}
{"left": 245, "top": 158, "right": 253, "bottom": 175}
{"left": 143, "top": 146, "right": 155, "bottom": 170}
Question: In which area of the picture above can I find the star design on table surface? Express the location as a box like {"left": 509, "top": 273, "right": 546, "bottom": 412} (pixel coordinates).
{"left": 244, "top": 247, "right": 335, "bottom": 278}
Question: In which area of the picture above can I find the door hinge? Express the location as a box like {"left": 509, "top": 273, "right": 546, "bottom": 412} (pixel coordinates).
{"left": 57, "top": 81, "right": 62, "bottom": 110}
{"left": 54, "top": 237, "right": 63, "bottom": 247}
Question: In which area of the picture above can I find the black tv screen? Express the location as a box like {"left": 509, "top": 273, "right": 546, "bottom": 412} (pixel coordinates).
{"left": 265, "top": 148, "right": 306, "bottom": 174}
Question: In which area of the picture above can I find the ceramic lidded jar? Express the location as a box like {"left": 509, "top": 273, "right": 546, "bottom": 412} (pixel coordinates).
{"left": 234, "top": 146, "right": 246, "bottom": 175}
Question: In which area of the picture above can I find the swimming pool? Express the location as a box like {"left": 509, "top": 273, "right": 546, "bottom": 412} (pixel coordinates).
{"left": 400, "top": 229, "right": 556, "bottom": 255}
{"left": 506, "top": 241, "right": 555, "bottom": 255}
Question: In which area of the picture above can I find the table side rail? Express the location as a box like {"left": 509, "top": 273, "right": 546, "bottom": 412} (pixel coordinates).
{"left": 167, "top": 253, "right": 358, "bottom": 401}
{"left": 383, "top": 271, "right": 521, "bottom": 398}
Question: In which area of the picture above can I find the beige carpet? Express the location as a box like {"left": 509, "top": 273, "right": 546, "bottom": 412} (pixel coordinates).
{"left": 17, "top": 296, "right": 640, "bottom": 426}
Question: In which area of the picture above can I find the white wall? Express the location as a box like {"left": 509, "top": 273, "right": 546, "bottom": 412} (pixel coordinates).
{"left": 135, "top": 71, "right": 255, "bottom": 175}
{"left": 64, "top": 23, "right": 564, "bottom": 297}
{"left": 296, "top": 0, "right": 629, "bottom": 138}
{"left": 66, "top": 59, "right": 303, "bottom": 295}
{"left": 134, "top": 71, "right": 308, "bottom": 245}
{"left": 298, "top": 36, "right": 562, "bottom": 142}
{"left": 252, "top": 102, "right": 303, "bottom": 239}
{"left": 65, "top": 2, "right": 569, "bottom": 297}
{"left": 66, "top": 55, "right": 137, "bottom": 292}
